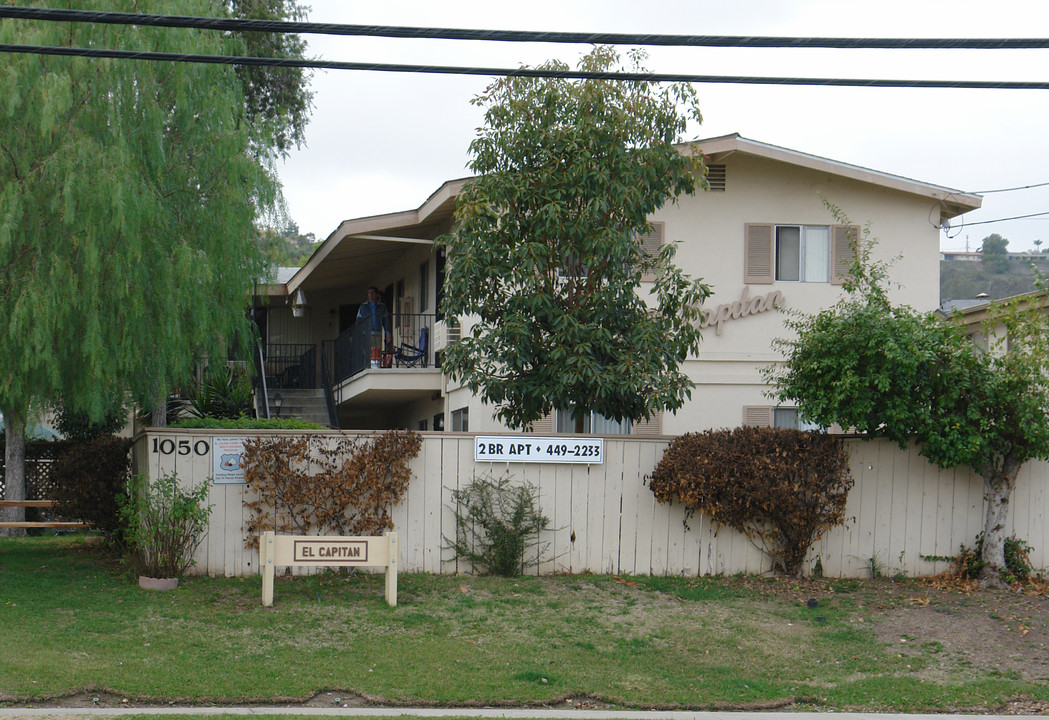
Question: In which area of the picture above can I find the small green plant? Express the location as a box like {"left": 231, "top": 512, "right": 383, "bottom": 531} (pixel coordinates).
{"left": 953, "top": 532, "right": 1036, "bottom": 584}
{"left": 119, "top": 472, "right": 212, "bottom": 578}
{"left": 184, "top": 364, "right": 255, "bottom": 420}
{"left": 447, "top": 472, "right": 550, "bottom": 577}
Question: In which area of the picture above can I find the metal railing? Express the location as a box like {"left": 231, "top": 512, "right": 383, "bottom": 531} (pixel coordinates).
{"left": 263, "top": 343, "right": 317, "bottom": 389}
{"left": 318, "top": 341, "right": 339, "bottom": 428}
{"left": 333, "top": 313, "right": 435, "bottom": 383}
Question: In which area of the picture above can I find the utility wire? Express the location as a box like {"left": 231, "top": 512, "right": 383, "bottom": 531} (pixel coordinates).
{"left": 973, "top": 181, "right": 1049, "bottom": 193}
{"left": 2, "top": 43, "right": 1049, "bottom": 89}
{"left": 951, "top": 210, "right": 1049, "bottom": 228}
{"left": 1, "top": 6, "right": 1047, "bottom": 50}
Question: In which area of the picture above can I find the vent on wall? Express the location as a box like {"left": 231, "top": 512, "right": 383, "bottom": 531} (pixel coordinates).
{"left": 706, "top": 164, "right": 726, "bottom": 191}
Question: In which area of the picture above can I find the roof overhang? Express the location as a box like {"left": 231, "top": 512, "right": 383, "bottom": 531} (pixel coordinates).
{"left": 270, "top": 135, "right": 982, "bottom": 296}
{"left": 281, "top": 178, "right": 469, "bottom": 294}
{"left": 683, "top": 134, "right": 982, "bottom": 222}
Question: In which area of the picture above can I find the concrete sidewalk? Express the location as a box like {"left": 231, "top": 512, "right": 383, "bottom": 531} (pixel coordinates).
{"left": 0, "top": 709, "right": 1025, "bottom": 720}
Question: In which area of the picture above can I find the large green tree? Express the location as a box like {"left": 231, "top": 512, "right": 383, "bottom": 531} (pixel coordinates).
{"left": 768, "top": 220, "right": 1049, "bottom": 586}
{"left": 0, "top": 0, "right": 310, "bottom": 531}
{"left": 437, "top": 47, "right": 710, "bottom": 430}
{"left": 980, "top": 233, "right": 1010, "bottom": 274}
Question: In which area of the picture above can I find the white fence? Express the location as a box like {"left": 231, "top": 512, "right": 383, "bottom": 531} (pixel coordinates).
{"left": 131, "top": 430, "right": 1048, "bottom": 578}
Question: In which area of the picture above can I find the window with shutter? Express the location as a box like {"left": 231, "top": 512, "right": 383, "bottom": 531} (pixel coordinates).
{"left": 745, "top": 224, "right": 857, "bottom": 285}
{"left": 638, "top": 222, "right": 665, "bottom": 282}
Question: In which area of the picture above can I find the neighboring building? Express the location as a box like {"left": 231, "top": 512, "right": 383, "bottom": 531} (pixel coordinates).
{"left": 255, "top": 134, "right": 981, "bottom": 435}
{"left": 940, "top": 250, "right": 1048, "bottom": 263}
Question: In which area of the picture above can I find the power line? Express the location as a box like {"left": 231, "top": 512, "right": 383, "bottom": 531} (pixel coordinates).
{"left": 2, "top": 43, "right": 1049, "bottom": 90}
{"left": 973, "top": 181, "right": 1049, "bottom": 194}
{"left": 1, "top": 6, "right": 1048, "bottom": 50}
{"left": 952, "top": 210, "right": 1049, "bottom": 228}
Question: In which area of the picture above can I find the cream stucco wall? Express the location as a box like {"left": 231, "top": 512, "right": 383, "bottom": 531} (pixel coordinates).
{"left": 449, "top": 152, "right": 945, "bottom": 436}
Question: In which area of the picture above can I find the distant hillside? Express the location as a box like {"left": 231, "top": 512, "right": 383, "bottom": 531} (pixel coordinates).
{"left": 940, "top": 256, "right": 1045, "bottom": 302}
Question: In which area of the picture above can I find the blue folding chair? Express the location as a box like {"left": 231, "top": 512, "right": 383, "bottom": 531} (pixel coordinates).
{"left": 395, "top": 327, "right": 428, "bottom": 367}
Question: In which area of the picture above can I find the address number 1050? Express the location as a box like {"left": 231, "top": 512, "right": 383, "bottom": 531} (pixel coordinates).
{"left": 151, "top": 438, "right": 211, "bottom": 456}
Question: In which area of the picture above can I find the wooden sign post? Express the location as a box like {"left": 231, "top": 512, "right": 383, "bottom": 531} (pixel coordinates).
{"left": 260, "top": 531, "right": 398, "bottom": 607}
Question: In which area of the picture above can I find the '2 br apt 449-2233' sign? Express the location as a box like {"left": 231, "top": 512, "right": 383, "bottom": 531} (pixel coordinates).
{"left": 474, "top": 436, "right": 603, "bottom": 464}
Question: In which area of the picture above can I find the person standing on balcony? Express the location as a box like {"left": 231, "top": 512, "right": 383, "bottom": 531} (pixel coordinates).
{"left": 357, "top": 286, "right": 391, "bottom": 368}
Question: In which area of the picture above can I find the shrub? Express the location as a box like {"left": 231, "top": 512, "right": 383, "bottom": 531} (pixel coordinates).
{"left": 119, "top": 472, "right": 212, "bottom": 578}
{"left": 242, "top": 430, "right": 421, "bottom": 548}
{"left": 648, "top": 426, "right": 853, "bottom": 576}
{"left": 170, "top": 417, "right": 326, "bottom": 430}
{"left": 51, "top": 437, "right": 133, "bottom": 543}
{"left": 53, "top": 398, "right": 127, "bottom": 441}
{"left": 447, "top": 472, "right": 550, "bottom": 577}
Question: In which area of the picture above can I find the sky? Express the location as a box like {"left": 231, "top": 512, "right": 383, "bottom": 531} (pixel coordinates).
{"left": 275, "top": 0, "right": 1049, "bottom": 253}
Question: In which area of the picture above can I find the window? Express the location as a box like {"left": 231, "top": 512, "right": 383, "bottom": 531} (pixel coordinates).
{"left": 417, "top": 419, "right": 428, "bottom": 431}
{"left": 419, "top": 260, "right": 429, "bottom": 312}
{"left": 451, "top": 407, "right": 469, "bottom": 432}
{"left": 433, "top": 412, "right": 445, "bottom": 432}
{"left": 772, "top": 407, "right": 821, "bottom": 431}
{"left": 555, "top": 408, "right": 631, "bottom": 435}
{"left": 775, "top": 225, "right": 830, "bottom": 282}
{"left": 744, "top": 223, "right": 858, "bottom": 285}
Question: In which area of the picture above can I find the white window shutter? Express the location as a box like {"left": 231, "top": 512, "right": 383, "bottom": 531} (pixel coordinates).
{"left": 744, "top": 224, "right": 774, "bottom": 284}
{"left": 831, "top": 224, "right": 859, "bottom": 285}
{"left": 632, "top": 410, "right": 662, "bottom": 437}
{"left": 639, "top": 222, "right": 665, "bottom": 282}
{"left": 529, "top": 412, "right": 555, "bottom": 434}
{"left": 742, "top": 405, "right": 773, "bottom": 427}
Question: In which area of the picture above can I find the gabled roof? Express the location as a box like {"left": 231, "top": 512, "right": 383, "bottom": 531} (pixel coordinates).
{"left": 279, "top": 135, "right": 982, "bottom": 294}
{"left": 690, "top": 134, "right": 982, "bottom": 221}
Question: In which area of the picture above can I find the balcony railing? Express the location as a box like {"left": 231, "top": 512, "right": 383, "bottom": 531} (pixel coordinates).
{"left": 333, "top": 313, "right": 435, "bottom": 383}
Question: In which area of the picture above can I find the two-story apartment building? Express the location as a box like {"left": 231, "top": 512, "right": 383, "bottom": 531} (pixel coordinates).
{"left": 255, "top": 134, "right": 981, "bottom": 435}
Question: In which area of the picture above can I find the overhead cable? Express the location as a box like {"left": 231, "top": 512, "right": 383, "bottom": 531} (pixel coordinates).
{"left": 972, "top": 181, "right": 1049, "bottom": 193}
{"left": 2, "top": 43, "right": 1048, "bottom": 89}
{"left": 0, "top": 6, "right": 1048, "bottom": 50}
{"left": 950, "top": 210, "right": 1049, "bottom": 228}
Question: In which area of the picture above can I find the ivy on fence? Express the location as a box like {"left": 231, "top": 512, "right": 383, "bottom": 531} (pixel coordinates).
{"left": 242, "top": 430, "right": 422, "bottom": 548}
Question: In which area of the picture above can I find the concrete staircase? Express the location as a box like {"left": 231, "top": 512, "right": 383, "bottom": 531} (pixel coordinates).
{"left": 260, "top": 389, "right": 332, "bottom": 426}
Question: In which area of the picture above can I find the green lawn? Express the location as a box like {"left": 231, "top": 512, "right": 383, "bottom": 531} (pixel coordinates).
{"left": 1, "top": 536, "right": 1046, "bottom": 712}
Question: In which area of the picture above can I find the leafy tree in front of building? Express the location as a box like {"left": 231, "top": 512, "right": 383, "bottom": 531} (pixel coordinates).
{"left": 768, "top": 218, "right": 1049, "bottom": 587}
{"left": 438, "top": 46, "right": 710, "bottom": 430}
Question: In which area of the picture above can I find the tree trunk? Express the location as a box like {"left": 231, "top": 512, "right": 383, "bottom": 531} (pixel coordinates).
{"left": 979, "top": 453, "right": 1021, "bottom": 588}
{"left": 1, "top": 411, "right": 27, "bottom": 538}
{"left": 150, "top": 398, "right": 167, "bottom": 428}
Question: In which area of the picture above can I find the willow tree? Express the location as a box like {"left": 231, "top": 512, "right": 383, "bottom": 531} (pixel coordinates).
{"left": 0, "top": 0, "right": 310, "bottom": 530}
{"left": 438, "top": 47, "right": 710, "bottom": 430}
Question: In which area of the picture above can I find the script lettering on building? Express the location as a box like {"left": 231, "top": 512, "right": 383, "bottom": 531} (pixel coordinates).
{"left": 698, "top": 286, "right": 785, "bottom": 335}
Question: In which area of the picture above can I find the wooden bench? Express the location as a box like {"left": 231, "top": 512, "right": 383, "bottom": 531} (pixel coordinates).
{"left": 0, "top": 500, "right": 89, "bottom": 530}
